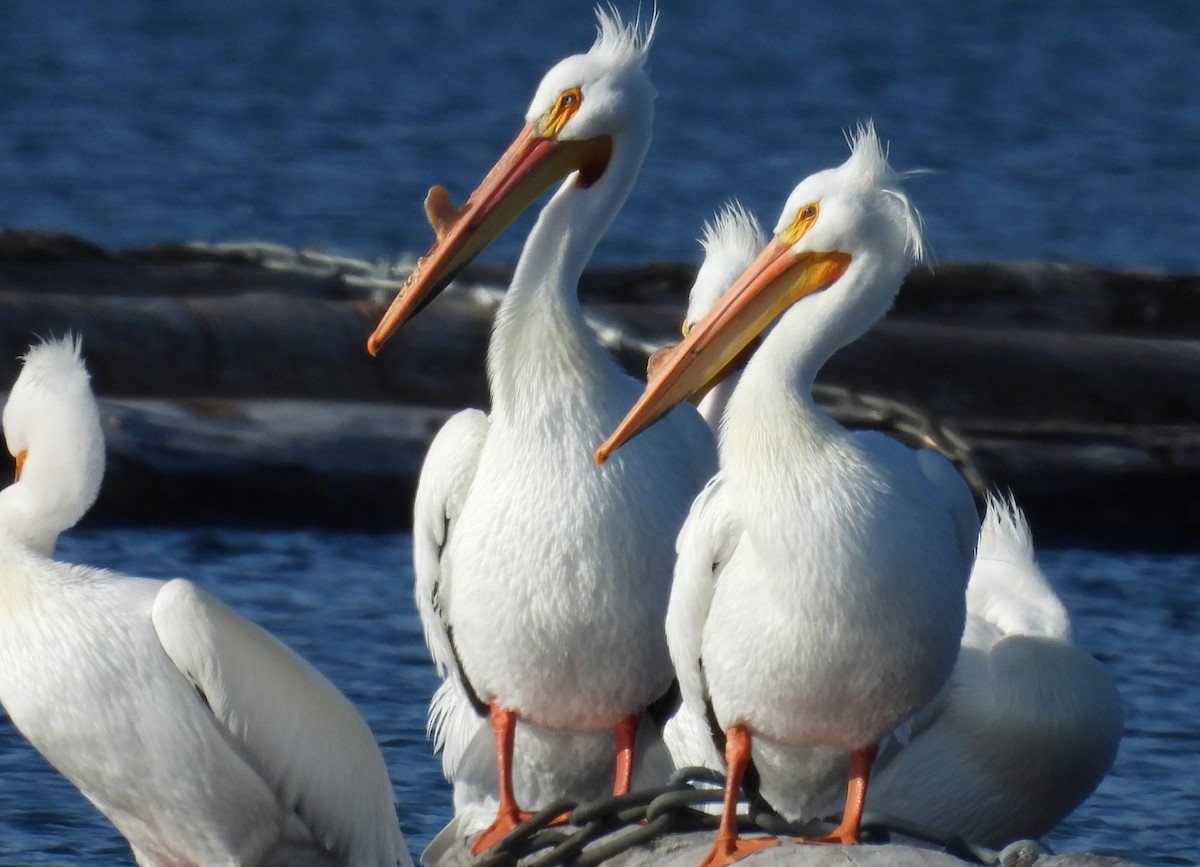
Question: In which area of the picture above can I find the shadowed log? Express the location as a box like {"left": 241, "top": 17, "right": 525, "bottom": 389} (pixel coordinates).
{"left": 1, "top": 229, "right": 1197, "bottom": 549}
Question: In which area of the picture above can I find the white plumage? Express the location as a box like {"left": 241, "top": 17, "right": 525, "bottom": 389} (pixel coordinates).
{"left": 659, "top": 195, "right": 1121, "bottom": 850}
{"left": 683, "top": 202, "right": 767, "bottom": 431}
{"left": 0, "top": 336, "right": 412, "bottom": 867}
{"left": 597, "top": 125, "right": 978, "bottom": 865}
{"left": 367, "top": 9, "right": 716, "bottom": 856}
{"left": 864, "top": 493, "right": 1123, "bottom": 846}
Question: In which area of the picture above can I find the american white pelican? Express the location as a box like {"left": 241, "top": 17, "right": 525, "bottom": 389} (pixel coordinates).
{"left": 0, "top": 336, "right": 412, "bottom": 867}
{"left": 660, "top": 208, "right": 1123, "bottom": 848}
{"left": 645, "top": 202, "right": 766, "bottom": 434}
{"left": 366, "top": 9, "right": 716, "bottom": 856}
{"left": 596, "top": 125, "right": 980, "bottom": 866}
{"left": 862, "top": 493, "right": 1123, "bottom": 847}
{"left": 653, "top": 203, "right": 766, "bottom": 779}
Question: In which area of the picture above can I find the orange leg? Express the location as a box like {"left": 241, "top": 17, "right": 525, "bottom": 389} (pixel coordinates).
{"left": 470, "top": 701, "right": 534, "bottom": 855}
{"left": 699, "top": 724, "right": 779, "bottom": 867}
{"left": 612, "top": 713, "right": 639, "bottom": 796}
{"left": 797, "top": 744, "right": 878, "bottom": 845}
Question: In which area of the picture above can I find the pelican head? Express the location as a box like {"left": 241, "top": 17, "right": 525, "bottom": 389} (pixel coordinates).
{"left": 367, "top": 8, "right": 657, "bottom": 355}
{"left": 646, "top": 201, "right": 766, "bottom": 391}
{"left": 597, "top": 123, "right": 923, "bottom": 464}
{"left": 686, "top": 202, "right": 768, "bottom": 330}
{"left": 0, "top": 335, "right": 105, "bottom": 555}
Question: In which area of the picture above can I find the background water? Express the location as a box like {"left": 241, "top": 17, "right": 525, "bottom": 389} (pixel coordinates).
{"left": 1, "top": 0, "right": 1198, "bottom": 272}
{"left": 0, "top": 2, "right": 1198, "bottom": 866}
{"left": 0, "top": 527, "right": 1192, "bottom": 866}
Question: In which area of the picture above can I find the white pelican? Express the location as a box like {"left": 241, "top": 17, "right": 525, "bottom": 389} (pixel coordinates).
{"left": 862, "top": 493, "right": 1123, "bottom": 847}
{"left": 0, "top": 335, "right": 412, "bottom": 867}
{"left": 645, "top": 202, "right": 766, "bottom": 433}
{"left": 661, "top": 207, "right": 1123, "bottom": 848}
{"left": 366, "top": 9, "right": 716, "bottom": 855}
{"left": 596, "top": 125, "right": 980, "bottom": 866}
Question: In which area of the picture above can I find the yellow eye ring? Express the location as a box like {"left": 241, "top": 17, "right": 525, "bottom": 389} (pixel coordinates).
{"left": 781, "top": 202, "right": 819, "bottom": 245}
{"left": 540, "top": 87, "right": 583, "bottom": 138}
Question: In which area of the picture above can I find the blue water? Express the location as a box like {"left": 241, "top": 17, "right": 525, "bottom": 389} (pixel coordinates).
{"left": 1, "top": 2, "right": 1198, "bottom": 864}
{"left": 1, "top": 0, "right": 1198, "bottom": 272}
{"left": 0, "top": 527, "right": 1193, "bottom": 866}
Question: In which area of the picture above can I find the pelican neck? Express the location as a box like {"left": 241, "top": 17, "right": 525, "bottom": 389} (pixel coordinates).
{"left": 487, "top": 133, "right": 647, "bottom": 413}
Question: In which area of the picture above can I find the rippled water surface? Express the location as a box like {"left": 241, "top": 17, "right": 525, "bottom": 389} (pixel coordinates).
{"left": 0, "top": 1, "right": 1198, "bottom": 864}
{"left": 2, "top": 0, "right": 1198, "bottom": 271}
{"left": 0, "top": 528, "right": 1194, "bottom": 866}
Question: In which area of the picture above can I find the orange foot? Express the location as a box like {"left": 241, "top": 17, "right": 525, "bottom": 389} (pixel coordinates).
{"left": 469, "top": 809, "right": 535, "bottom": 855}
{"left": 698, "top": 834, "right": 780, "bottom": 867}
{"left": 795, "top": 828, "right": 858, "bottom": 846}
{"left": 469, "top": 808, "right": 573, "bottom": 856}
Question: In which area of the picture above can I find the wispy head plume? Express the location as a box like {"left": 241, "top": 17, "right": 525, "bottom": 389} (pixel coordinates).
{"left": 591, "top": 4, "right": 658, "bottom": 70}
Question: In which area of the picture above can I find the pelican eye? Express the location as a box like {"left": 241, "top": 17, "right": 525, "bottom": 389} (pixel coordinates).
{"left": 541, "top": 86, "right": 584, "bottom": 137}
{"left": 781, "top": 202, "right": 820, "bottom": 245}
{"left": 681, "top": 320, "right": 694, "bottom": 337}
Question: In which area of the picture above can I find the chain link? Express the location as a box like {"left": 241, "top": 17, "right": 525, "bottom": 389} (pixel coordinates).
{"left": 466, "top": 767, "right": 1015, "bottom": 867}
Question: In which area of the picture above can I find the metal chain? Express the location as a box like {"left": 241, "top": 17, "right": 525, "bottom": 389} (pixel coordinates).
{"left": 184, "top": 240, "right": 417, "bottom": 298}
{"left": 469, "top": 767, "right": 1019, "bottom": 867}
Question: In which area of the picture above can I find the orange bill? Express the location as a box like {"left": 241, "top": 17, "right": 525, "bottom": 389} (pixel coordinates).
{"left": 367, "top": 124, "right": 613, "bottom": 355}
{"left": 595, "top": 242, "right": 850, "bottom": 464}
{"left": 645, "top": 337, "right": 761, "bottom": 404}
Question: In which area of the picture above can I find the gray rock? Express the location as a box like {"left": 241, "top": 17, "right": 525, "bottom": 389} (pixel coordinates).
{"left": 426, "top": 831, "right": 1146, "bottom": 867}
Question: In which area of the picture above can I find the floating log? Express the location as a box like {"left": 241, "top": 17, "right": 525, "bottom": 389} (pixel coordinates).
{"left": 1, "top": 229, "right": 1197, "bottom": 549}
